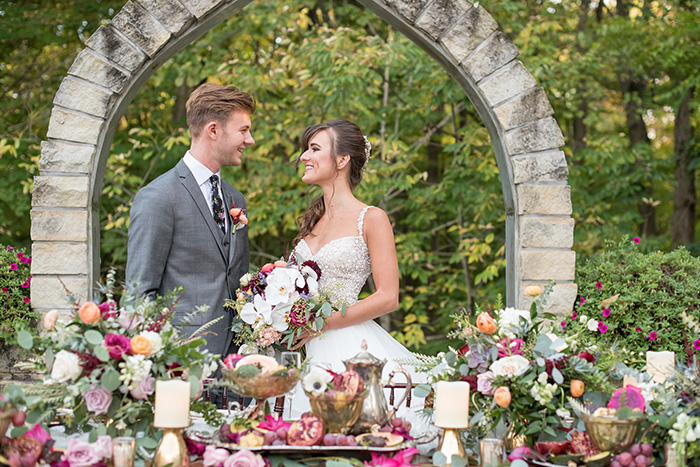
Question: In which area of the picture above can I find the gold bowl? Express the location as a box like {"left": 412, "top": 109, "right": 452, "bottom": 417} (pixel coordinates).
{"left": 306, "top": 390, "right": 367, "bottom": 434}
{"left": 221, "top": 367, "right": 300, "bottom": 399}
{"left": 0, "top": 408, "right": 16, "bottom": 436}
{"left": 582, "top": 414, "right": 644, "bottom": 453}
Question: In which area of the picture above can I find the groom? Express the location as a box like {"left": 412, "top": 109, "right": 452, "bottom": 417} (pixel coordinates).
{"left": 125, "top": 83, "right": 255, "bottom": 358}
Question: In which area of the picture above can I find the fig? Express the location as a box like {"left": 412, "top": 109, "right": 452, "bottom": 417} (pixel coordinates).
{"left": 356, "top": 432, "right": 404, "bottom": 447}
{"left": 287, "top": 413, "right": 325, "bottom": 446}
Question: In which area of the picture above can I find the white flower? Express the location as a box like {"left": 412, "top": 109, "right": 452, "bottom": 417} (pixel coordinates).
{"left": 240, "top": 273, "right": 253, "bottom": 287}
{"left": 586, "top": 318, "right": 599, "bottom": 332}
{"left": 239, "top": 343, "right": 258, "bottom": 355}
{"left": 538, "top": 372, "right": 548, "bottom": 384}
{"left": 119, "top": 354, "right": 153, "bottom": 390}
{"left": 556, "top": 408, "right": 571, "bottom": 419}
{"left": 50, "top": 350, "right": 83, "bottom": 383}
{"left": 140, "top": 331, "right": 163, "bottom": 355}
{"left": 694, "top": 423, "right": 700, "bottom": 438}
{"left": 578, "top": 314, "right": 588, "bottom": 324}
{"left": 266, "top": 268, "right": 301, "bottom": 306}
{"left": 687, "top": 430, "right": 697, "bottom": 443}
{"left": 490, "top": 355, "right": 529, "bottom": 377}
{"left": 302, "top": 366, "right": 333, "bottom": 396}
{"left": 240, "top": 294, "right": 289, "bottom": 332}
{"left": 497, "top": 307, "right": 530, "bottom": 334}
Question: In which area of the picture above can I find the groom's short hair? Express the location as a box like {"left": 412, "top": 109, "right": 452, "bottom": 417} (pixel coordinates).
{"left": 186, "top": 83, "right": 256, "bottom": 139}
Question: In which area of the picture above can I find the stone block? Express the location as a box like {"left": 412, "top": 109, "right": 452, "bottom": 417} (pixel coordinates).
{"left": 518, "top": 282, "right": 577, "bottom": 314}
{"left": 416, "top": 0, "right": 472, "bottom": 39}
{"left": 137, "top": 0, "right": 195, "bottom": 35}
{"left": 39, "top": 141, "right": 94, "bottom": 174}
{"left": 31, "top": 209, "right": 89, "bottom": 242}
{"left": 46, "top": 108, "right": 104, "bottom": 145}
{"left": 478, "top": 61, "right": 537, "bottom": 107}
{"left": 512, "top": 150, "right": 569, "bottom": 184}
{"left": 462, "top": 31, "right": 519, "bottom": 82}
{"left": 383, "top": 0, "right": 432, "bottom": 22}
{"left": 520, "top": 216, "right": 574, "bottom": 249}
{"left": 504, "top": 117, "right": 565, "bottom": 155}
{"left": 180, "top": 0, "right": 222, "bottom": 18}
{"left": 30, "top": 243, "right": 89, "bottom": 275}
{"left": 32, "top": 176, "right": 90, "bottom": 208}
{"left": 440, "top": 5, "right": 498, "bottom": 63}
{"left": 53, "top": 76, "right": 114, "bottom": 118}
{"left": 493, "top": 87, "right": 554, "bottom": 130}
{"left": 85, "top": 25, "right": 147, "bottom": 72}
{"left": 111, "top": 1, "right": 171, "bottom": 58}
{"left": 520, "top": 250, "right": 576, "bottom": 281}
{"left": 517, "top": 184, "right": 572, "bottom": 215}
{"left": 31, "top": 275, "right": 89, "bottom": 310}
{"left": 68, "top": 49, "right": 130, "bottom": 94}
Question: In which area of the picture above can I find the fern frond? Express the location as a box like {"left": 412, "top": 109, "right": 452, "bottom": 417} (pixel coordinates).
{"left": 185, "top": 315, "right": 225, "bottom": 343}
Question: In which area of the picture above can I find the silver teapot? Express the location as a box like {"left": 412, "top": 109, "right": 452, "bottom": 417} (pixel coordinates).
{"left": 343, "top": 340, "right": 412, "bottom": 434}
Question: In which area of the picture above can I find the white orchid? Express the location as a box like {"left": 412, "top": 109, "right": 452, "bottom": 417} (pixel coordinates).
{"left": 265, "top": 267, "right": 301, "bottom": 306}
{"left": 240, "top": 294, "right": 289, "bottom": 332}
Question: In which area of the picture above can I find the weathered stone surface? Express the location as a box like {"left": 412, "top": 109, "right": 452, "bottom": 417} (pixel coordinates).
{"left": 416, "top": 0, "right": 472, "bottom": 39}
{"left": 478, "top": 61, "right": 537, "bottom": 107}
{"left": 53, "top": 77, "right": 114, "bottom": 118}
{"left": 31, "top": 275, "right": 89, "bottom": 310}
{"left": 383, "top": 0, "right": 431, "bottom": 22}
{"left": 518, "top": 282, "right": 577, "bottom": 313}
{"left": 512, "top": 150, "right": 568, "bottom": 184}
{"left": 46, "top": 108, "right": 104, "bottom": 146}
{"left": 32, "top": 176, "right": 90, "bottom": 208}
{"left": 494, "top": 87, "right": 554, "bottom": 130}
{"left": 520, "top": 250, "right": 576, "bottom": 281}
{"left": 111, "top": 1, "right": 171, "bottom": 58}
{"left": 31, "top": 243, "right": 89, "bottom": 275}
{"left": 180, "top": 0, "right": 222, "bottom": 18}
{"left": 440, "top": 5, "right": 498, "bottom": 63}
{"left": 517, "top": 184, "right": 572, "bottom": 215}
{"left": 39, "top": 141, "right": 94, "bottom": 174}
{"left": 68, "top": 49, "right": 130, "bottom": 93}
{"left": 31, "top": 209, "right": 88, "bottom": 242}
{"left": 85, "top": 25, "right": 147, "bottom": 72}
{"left": 520, "top": 216, "right": 574, "bottom": 249}
{"left": 0, "top": 343, "right": 37, "bottom": 380}
{"left": 504, "top": 117, "right": 565, "bottom": 155}
{"left": 462, "top": 31, "right": 519, "bottom": 82}
{"left": 137, "top": 0, "right": 194, "bottom": 35}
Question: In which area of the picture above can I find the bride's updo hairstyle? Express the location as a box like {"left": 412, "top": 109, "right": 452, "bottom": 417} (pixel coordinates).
{"left": 295, "top": 119, "right": 370, "bottom": 242}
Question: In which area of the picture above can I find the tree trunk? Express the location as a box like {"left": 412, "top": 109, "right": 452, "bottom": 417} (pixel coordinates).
{"left": 572, "top": 0, "right": 590, "bottom": 155}
{"left": 671, "top": 86, "right": 697, "bottom": 247}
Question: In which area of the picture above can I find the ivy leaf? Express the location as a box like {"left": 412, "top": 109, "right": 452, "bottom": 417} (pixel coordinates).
{"left": 137, "top": 437, "right": 159, "bottom": 449}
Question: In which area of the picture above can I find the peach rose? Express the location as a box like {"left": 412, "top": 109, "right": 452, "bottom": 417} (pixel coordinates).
{"left": 130, "top": 335, "right": 152, "bottom": 355}
{"left": 43, "top": 309, "right": 58, "bottom": 330}
{"left": 494, "top": 386, "right": 511, "bottom": 408}
{"left": 524, "top": 285, "right": 543, "bottom": 297}
{"left": 570, "top": 379, "right": 585, "bottom": 398}
{"left": 238, "top": 214, "right": 248, "bottom": 225}
{"left": 260, "top": 263, "right": 275, "bottom": 273}
{"left": 78, "top": 301, "right": 100, "bottom": 325}
{"left": 273, "top": 260, "right": 287, "bottom": 268}
{"left": 476, "top": 312, "right": 497, "bottom": 335}
{"left": 230, "top": 207, "right": 243, "bottom": 217}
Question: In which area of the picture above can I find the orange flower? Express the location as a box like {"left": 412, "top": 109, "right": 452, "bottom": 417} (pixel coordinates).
{"left": 239, "top": 214, "right": 248, "bottom": 225}
{"left": 273, "top": 260, "right": 288, "bottom": 268}
{"left": 230, "top": 207, "right": 243, "bottom": 217}
{"left": 524, "top": 285, "right": 543, "bottom": 297}
{"left": 78, "top": 301, "right": 100, "bottom": 325}
{"left": 476, "top": 312, "right": 497, "bottom": 335}
{"left": 570, "top": 380, "right": 585, "bottom": 398}
{"left": 261, "top": 263, "right": 275, "bottom": 273}
{"left": 130, "top": 336, "right": 152, "bottom": 355}
{"left": 494, "top": 386, "right": 511, "bottom": 408}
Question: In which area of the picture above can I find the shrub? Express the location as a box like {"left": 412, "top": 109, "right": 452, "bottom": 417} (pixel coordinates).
{"left": 0, "top": 244, "right": 37, "bottom": 340}
{"left": 563, "top": 236, "right": 700, "bottom": 368}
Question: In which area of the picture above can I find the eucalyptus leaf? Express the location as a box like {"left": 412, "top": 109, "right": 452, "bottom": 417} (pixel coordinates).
{"left": 137, "top": 437, "right": 159, "bottom": 449}
{"left": 432, "top": 451, "right": 447, "bottom": 466}
{"left": 511, "top": 459, "right": 529, "bottom": 467}
{"left": 470, "top": 411, "right": 484, "bottom": 425}
{"left": 451, "top": 455, "right": 467, "bottom": 467}
{"left": 101, "top": 368, "right": 121, "bottom": 392}
{"left": 44, "top": 347, "right": 55, "bottom": 370}
{"left": 94, "top": 346, "right": 110, "bottom": 362}
{"left": 327, "top": 460, "right": 355, "bottom": 467}
{"left": 321, "top": 302, "right": 332, "bottom": 317}
{"left": 17, "top": 330, "right": 33, "bottom": 350}
{"left": 84, "top": 330, "right": 104, "bottom": 346}
{"left": 552, "top": 367, "right": 564, "bottom": 385}
{"left": 458, "top": 363, "right": 470, "bottom": 375}
{"left": 413, "top": 384, "right": 431, "bottom": 398}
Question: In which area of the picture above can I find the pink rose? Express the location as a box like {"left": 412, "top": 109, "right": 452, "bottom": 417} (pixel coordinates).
{"left": 118, "top": 310, "right": 143, "bottom": 331}
{"left": 92, "top": 436, "right": 112, "bottom": 460}
{"left": 130, "top": 375, "right": 155, "bottom": 400}
{"left": 104, "top": 333, "right": 131, "bottom": 360}
{"left": 98, "top": 301, "right": 117, "bottom": 319}
{"left": 223, "top": 449, "right": 266, "bottom": 467}
{"left": 476, "top": 371, "right": 496, "bottom": 395}
{"left": 203, "top": 445, "right": 231, "bottom": 467}
{"left": 43, "top": 309, "right": 58, "bottom": 330}
{"left": 62, "top": 439, "right": 100, "bottom": 467}
{"left": 82, "top": 385, "right": 113, "bottom": 415}
{"left": 508, "top": 446, "right": 531, "bottom": 461}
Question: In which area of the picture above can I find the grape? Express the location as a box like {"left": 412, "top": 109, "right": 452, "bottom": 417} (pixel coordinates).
{"left": 271, "top": 439, "right": 285, "bottom": 446}
{"left": 629, "top": 445, "right": 641, "bottom": 457}
{"left": 264, "top": 431, "right": 278, "bottom": 445}
{"left": 641, "top": 444, "right": 653, "bottom": 457}
{"left": 379, "top": 425, "right": 392, "bottom": 433}
{"left": 391, "top": 417, "right": 403, "bottom": 428}
{"left": 634, "top": 455, "right": 647, "bottom": 467}
{"left": 611, "top": 461, "right": 623, "bottom": 467}
{"left": 11, "top": 410, "right": 26, "bottom": 427}
{"left": 402, "top": 420, "right": 412, "bottom": 432}
{"left": 276, "top": 427, "right": 288, "bottom": 442}
{"left": 346, "top": 435, "right": 357, "bottom": 446}
{"left": 619, "top": 452, "right": 633, "bottom": 467}
{"left": 336, "top": 434, "right": 348, "bottom": 446}
{"left": 323, "top": 433, "right": 336, "bottom": 446}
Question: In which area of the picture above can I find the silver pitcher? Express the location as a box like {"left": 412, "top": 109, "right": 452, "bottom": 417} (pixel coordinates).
{"left": 343, "top": 340, "right": 412, "bottom": 434}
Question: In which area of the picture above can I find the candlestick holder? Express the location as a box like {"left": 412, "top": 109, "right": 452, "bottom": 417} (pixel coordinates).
{"left": 436, "top": 427, "right": 467, "bottom": 466}
{"left": 153, "top": 427, "right": 189, "bottom": 467}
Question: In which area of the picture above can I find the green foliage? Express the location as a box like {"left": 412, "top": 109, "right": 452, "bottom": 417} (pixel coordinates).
{"left": 0, "top": 244, "right": 37, "bottom": 339}
{"left": 566, "top": 236, "right": 700, "bottom": 368}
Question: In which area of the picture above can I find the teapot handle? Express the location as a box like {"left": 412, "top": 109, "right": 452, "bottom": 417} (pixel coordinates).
{"left": 386, "top": 365, "right": 412, "bottom": 418}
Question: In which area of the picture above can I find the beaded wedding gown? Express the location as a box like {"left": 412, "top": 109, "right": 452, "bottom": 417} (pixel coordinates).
{"left": 289, "top": 206, "right": 435, "bottom": 445}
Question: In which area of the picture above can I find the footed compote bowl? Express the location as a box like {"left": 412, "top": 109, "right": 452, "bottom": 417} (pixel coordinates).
{"left": 221, "top": 365, "right": 300, "bottom": 419}
{"left": 305, "top": 389, "right": 367, "bottom": 434}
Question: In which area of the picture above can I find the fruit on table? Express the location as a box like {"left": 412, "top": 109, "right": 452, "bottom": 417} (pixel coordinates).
{"left": 611, "top": 444, "right": 653, "bottom": 467}
{"left": 356, "top": 431, "right": 403, "bottom": 447}
{"left": 235, "top": 354, "right": 279, "bottom": 373}
{"left": 331, "top": 369, "right": 363, "bottom": 394}
{"left": 287, "top": 413, "right": 325, "bottom": 446}
{"left": 584, "top": 451, "right": 611, "bottom": 467}
{"left": 570, "top": 431, "right": 600, "bottom": 458}
{"left": 11, "top": 410, "right": 26, "bottom": 427}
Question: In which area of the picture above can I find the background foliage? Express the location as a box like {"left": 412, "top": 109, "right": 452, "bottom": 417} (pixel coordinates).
{"left": 1, "top": 0, "right": 699, "bottom": 353}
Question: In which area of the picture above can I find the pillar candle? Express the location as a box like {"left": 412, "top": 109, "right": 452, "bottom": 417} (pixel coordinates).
{"left": 433, "top": 381, "right": 470, "bottom": 428}
{"left": 154, "top": 380, "right": 191, "bottom": 428}
{"left": 647, "top": 351, "right": 675, "bottom": 383}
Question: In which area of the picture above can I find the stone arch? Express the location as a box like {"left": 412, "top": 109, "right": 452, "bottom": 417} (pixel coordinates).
{"left": 30, "top": 0, "right": 577, "bottom": 314}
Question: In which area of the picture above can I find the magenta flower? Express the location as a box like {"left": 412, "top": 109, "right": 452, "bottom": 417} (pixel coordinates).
{"left": 694, "top": 340, "right": 700, "bottom": 350}
{"left": 24, "top": 424, "right": 51, "bottom": 445}
{"left": 598, "top": 322, "right": 608, "bottom": 333}
{"left": 571, "top": 311, "right": 578, "bottom": 320}
{"left": 23, "top": 297, "right": 30, "bottom": 304}
{"left": 289, "top": 303, "right": 308, "bottom": 326}
{"left": 21, "top": 281, "right": 29, "bottom": 288}
{"left": 7, "top": 246, "right": 12, "bottom": 251}
{"left": 602, "top": 308, "right": 611, "bottom": 317}
{"left": 560, "top": 321, "right": 566, "bottom": 328}
{"left": 596, "top": 281, "right": 602, "bottom": 289}
{"left": 103, "top": 333, "right": 131, "bottom": 360}
{"left": 497, "top": 337, "right": 524, "bottom": 357}
{"left": 636, "top": 326, "right": 641, "bottom": 332}
{"left": 257, "top": 414, "right": 291, "bottom": 431}
{"left": 21, "top": 257, "right": 29, "bottom": 263}
{"left": 579, "top": 297, "right": 586, "bottom": 305}
{"left": 1, "top": 287, "right": 7, "bottom": 293}
{"left": 223, "top": 353, "right": 243, "bottom": 369}
{"left": 98, "top": 301, "right": 117, "bottom": 319}
{"left": 508, "top": 446, "right": 532, "bottom": 461}
{"left": 10, "top": 263, "right": 18, "bottom": 271}
{"left": 17, "top": 253, "right": 23, "bottom": 259}
{"left": 633, "top": 237, "right": 640, "bottom": 244}
{"left": 649, "top": 331, "right": 657, "bottom": 341}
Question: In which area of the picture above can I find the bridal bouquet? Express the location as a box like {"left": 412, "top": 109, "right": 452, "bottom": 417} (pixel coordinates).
{"left": 226, "top": 257, "right": 338, "bottom": 354}
{"left": 5, "top": 269, "right": 220, "bottom": 443}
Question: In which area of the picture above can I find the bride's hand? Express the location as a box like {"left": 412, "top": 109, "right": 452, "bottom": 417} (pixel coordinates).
{"left": 290, "top": 330, "right": 315, "bottom": 351}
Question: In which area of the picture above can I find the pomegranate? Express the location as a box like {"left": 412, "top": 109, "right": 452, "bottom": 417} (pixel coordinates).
{"left": 287, "top": 413, "right": 325, "bottom": 446}
{"left": 332, "top": 369, "right": 363, "bottom": 394}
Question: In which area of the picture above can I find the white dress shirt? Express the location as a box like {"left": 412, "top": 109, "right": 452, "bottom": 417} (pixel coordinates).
{"left": 183, "top": 151, "right": 228, "bottom": 232}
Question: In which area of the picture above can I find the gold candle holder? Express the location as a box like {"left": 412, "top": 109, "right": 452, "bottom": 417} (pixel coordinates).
{"left": 153, "top": 427, "right": 190, "bottom": 467}
{"left": 437, "top": 428, "right": 467, "bottom": 466}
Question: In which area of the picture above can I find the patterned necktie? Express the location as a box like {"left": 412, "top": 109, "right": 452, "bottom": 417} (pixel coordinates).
{"left": 210, "top": 175, "right": 226, "bottom": 235}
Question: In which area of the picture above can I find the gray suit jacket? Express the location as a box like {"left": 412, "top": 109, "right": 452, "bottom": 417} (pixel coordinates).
{"left": 125, "top": 158, "right": 249, "bottom": 357}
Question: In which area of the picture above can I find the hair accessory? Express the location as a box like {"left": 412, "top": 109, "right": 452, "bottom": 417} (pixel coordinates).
{"left": 363, "top": 135, "right": 372, "bottom": 162}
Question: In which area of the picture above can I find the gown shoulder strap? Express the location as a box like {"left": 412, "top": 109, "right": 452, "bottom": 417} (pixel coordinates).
{"left": 357, "top": 205, "right": 373, "bottom": 237}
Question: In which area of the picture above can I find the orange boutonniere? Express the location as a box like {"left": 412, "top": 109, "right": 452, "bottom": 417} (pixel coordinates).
{"left": 229, "top": 198, "right": 249, "bottom": 230}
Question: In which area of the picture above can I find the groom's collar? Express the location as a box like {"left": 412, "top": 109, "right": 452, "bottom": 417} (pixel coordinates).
{"left": 183, "top": 151, "right": 221, "bottom": 187}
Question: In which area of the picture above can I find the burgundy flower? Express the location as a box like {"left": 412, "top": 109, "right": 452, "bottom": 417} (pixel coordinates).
{"left": 167, "top": 362, "right": 184, "bottom": 378}
{"left": 578, "top": 351, "right": 595, "bottom": 363}
{"left": 184, "top": 437, "right": 207, "bottom": 456}
{"left": 98, "top": 301, "right": 117, "bottom": 319}
{"left": 458, "top": 343, "right": 470, "bottom": 356}
{"left": 301, "top": 260, "right": 322, "bottom": 281}
{"left": 77, "top": 351, "right": 102, "bottom": 377}
{"left": 459, "top": 374, "right": 478, "bottom": 392}
{"left": 545, "top": 356, "right": 569, "bottom": 376}
{"left": 103, "top": 333, "right": 131, "bottom": 360}
{"left": 289, "top": 303, "right": 308, "bottom": 326}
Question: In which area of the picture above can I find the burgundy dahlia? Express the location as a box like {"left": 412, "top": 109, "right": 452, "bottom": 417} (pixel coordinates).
{"left": 103, "top": 333, "right": 131, "bottom": 360}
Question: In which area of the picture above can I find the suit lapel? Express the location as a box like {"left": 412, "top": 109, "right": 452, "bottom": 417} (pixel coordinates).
{"left": 176, "top": 160, "right": 226, "bottom": 258}
{"left": 222, "top": 184, "right": 237, "bottom": 268}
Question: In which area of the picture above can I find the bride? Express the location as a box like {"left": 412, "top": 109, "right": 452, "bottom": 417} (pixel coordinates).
{"left": 288, "top": 119, "right": 432, "bottom": 441}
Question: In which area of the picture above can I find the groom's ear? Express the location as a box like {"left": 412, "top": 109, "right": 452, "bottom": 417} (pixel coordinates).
{"left": 337, "top": 154, "right": 350, "bottom": 170}
{"left": 204, "top": 120, "right": 219, "bottom": 139}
